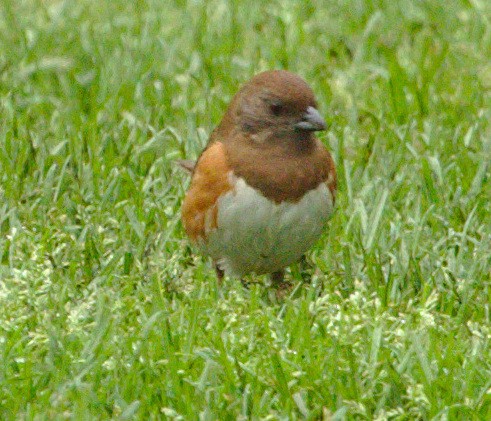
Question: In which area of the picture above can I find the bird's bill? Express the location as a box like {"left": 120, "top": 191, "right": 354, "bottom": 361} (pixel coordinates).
{"left": 294, "top": 106, "right": 327, "bottom": 131}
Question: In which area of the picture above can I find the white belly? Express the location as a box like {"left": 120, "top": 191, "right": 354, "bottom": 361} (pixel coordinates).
{"left": 203, "top": 176, "right": 334, "bottom": 276}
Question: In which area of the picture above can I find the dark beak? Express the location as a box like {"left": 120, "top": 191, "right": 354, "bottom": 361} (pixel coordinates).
{"left": 294, "top": 106, "right": 327, "bottom": 131}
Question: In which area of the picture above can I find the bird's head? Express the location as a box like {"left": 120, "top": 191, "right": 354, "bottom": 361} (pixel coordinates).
{"left": 224, "top": 70, "right": 327, "bottom": 143}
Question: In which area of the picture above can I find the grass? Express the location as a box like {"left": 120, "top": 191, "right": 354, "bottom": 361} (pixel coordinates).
{"left": 1, "top": 0, "right": 491, "bottom": 418}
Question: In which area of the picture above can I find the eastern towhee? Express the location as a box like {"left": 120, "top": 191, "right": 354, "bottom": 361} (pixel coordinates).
{"left": 181, "top": 70, "right": 337, "bottom": 286}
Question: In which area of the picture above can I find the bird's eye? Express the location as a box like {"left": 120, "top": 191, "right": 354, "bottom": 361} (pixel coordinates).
{"left": 270, "top": 101, "right": 284, "bottom": 116}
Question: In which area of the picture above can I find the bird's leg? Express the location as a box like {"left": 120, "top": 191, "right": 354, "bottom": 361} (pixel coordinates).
{"left": 214, "top": 263, "right": 224, "bottom": 285}
{"left": 271, "top": 269, "right": 295, "bottom": 299}
{"left": 271, "top": 270, "right": 285, "bottom": 285}
{"left": 299, "top": 254, "right": 313, "bottom": 283}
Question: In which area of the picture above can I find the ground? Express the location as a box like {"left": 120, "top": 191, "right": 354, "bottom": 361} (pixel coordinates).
{"left": 1, "top": 0, "right": 490, "bottom": 419}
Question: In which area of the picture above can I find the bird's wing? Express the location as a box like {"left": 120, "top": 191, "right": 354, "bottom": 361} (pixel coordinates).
{"left": 181, "top": 142, "right": 234, "bottom": 241}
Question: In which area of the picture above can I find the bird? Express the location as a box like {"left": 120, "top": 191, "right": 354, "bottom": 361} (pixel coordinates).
{"left": 180, "top": 70, "right": 337, "bottom": 288}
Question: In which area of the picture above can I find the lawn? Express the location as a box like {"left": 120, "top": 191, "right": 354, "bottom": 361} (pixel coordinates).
{"left": 1, "top": 0, "right": 491, "bottom": 419}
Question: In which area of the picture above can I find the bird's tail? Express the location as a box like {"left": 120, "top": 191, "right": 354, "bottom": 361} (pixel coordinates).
{"left": 175, "top": 159, "right": 196, "bottom": 174}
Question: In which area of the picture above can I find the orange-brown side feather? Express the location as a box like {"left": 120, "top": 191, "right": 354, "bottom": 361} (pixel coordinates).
{"left": 181, "top": 142, "right": 233, "bottom": 242}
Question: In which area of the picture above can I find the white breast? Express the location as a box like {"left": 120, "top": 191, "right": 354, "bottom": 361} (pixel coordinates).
{"left": 203, "top": 175, "right": 334, "bottom": 276}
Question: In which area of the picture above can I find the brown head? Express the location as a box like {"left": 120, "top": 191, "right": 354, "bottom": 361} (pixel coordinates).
{"left": 216, "top": 70, "right": 327, "bottom": 144}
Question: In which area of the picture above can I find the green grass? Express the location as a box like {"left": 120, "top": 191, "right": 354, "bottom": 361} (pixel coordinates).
{"left": 1, "top": 0, "right": 491, "bottom": 419}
